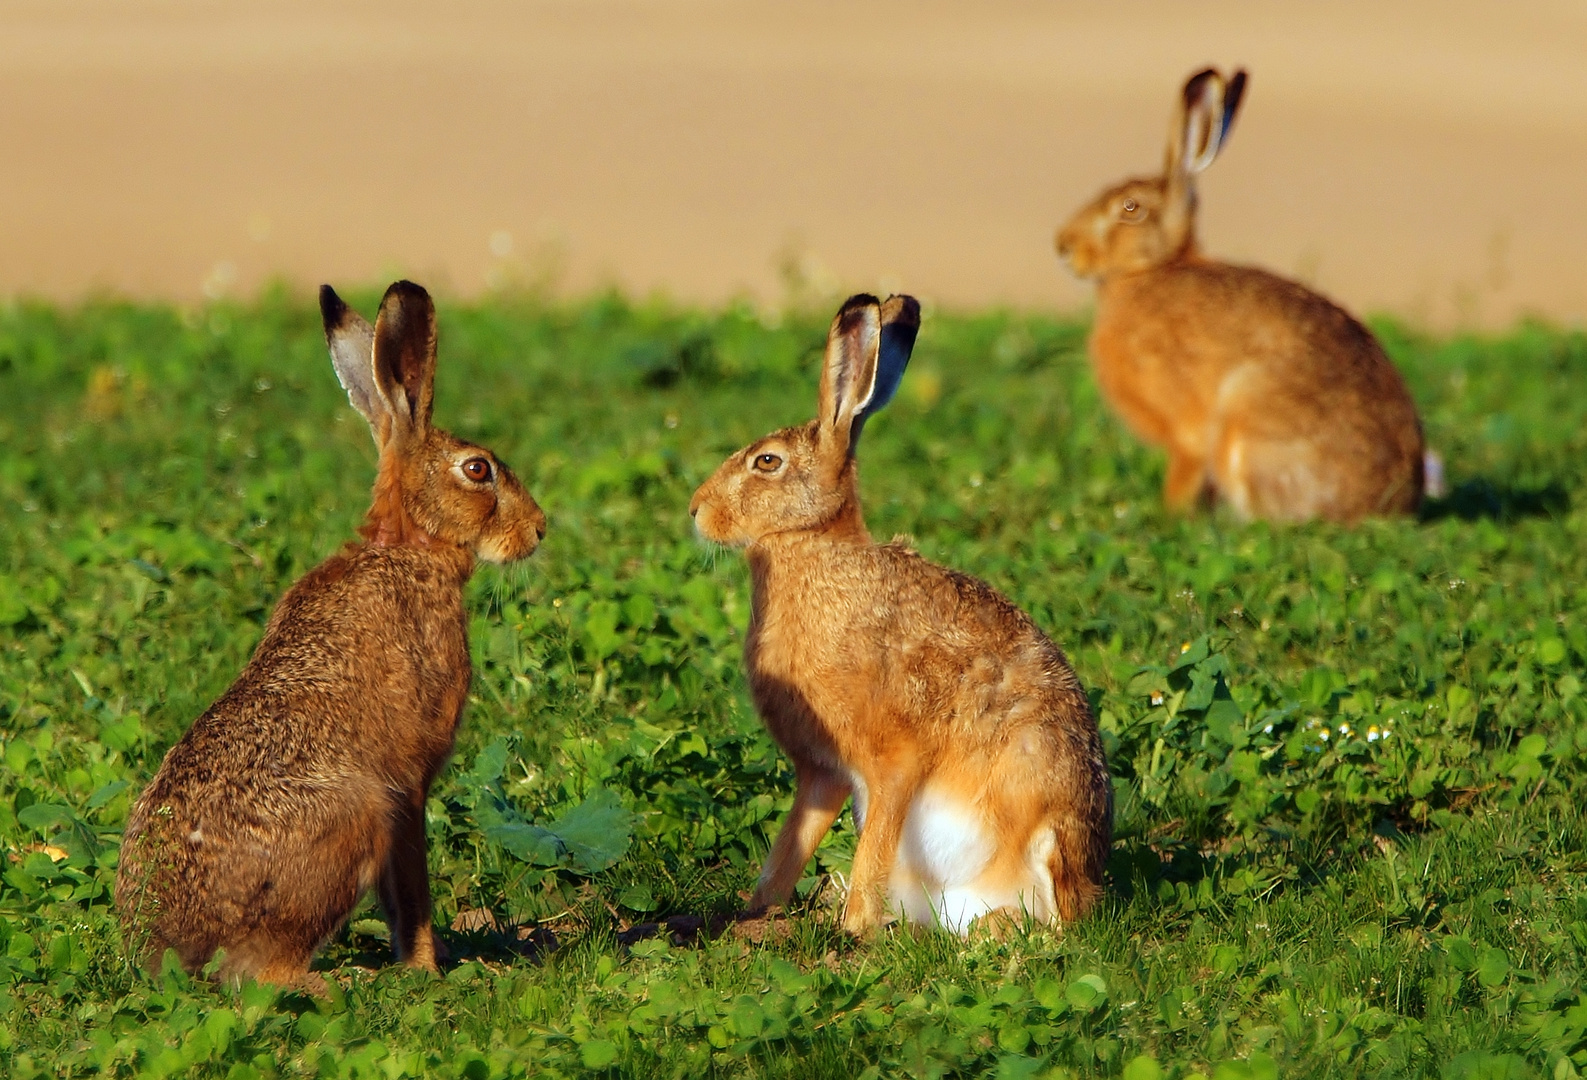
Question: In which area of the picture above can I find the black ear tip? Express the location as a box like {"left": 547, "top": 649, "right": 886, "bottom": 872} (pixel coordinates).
{"left": 832, "top": 292, "right": 882, "bottom": 336}
{"left": 883, "top": 294, "right": 921, "bottom": 329}
{"left": 382, "top": 279, "right": 433, "bottom": 306}
{"left": 319, "top": 284, "right": 345, "bottom": 324}
{"left": 1184, "top": 67, "right": 1217, "bottom": 95}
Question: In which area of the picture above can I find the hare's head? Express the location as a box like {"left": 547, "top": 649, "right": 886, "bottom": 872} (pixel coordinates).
{"left": 320, "top": 281, "right": 546, "bottom": 563}
{"left": 690, "top": 293, "right": 920, "bottom": 548}
{"left": 1056, "top": 68, "right": 1246, "bottom": 279}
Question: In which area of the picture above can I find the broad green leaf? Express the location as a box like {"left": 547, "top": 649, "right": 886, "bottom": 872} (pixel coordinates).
{"left": 579, "top": 1039, "right": 618, "bottom": 1069}
{"left": 1124, "top": 1057, "right": 1162, "bottom": 1080}
{"left": 460, "top": 739, "right": 510, "bottom": 789}
{"left": 1065, "top": 973, "right": 1107, "bottom": 1010}
{"left": 1445, "top": 936, "right": 1479, "bottom": 971}
{"left": 484, "top": 822, "right": 562, "bottom": 867}
{"left": 550, "top": 789, "right": 634, "bottom": 873}
{"left": 1537, "top": 636, "right": 1567, "bottom": 666}
{"left": 17, "top": 804, "right": 75, "bottom": 834}
{"left": 1169, "top": 636, "right": 1210, "bottom": 673}
{"left": 1476, "top": 946, "right": 1510, "bottom": 987}
{"left": 86, "top": 780, "right": 130, "bottom": 810}
{"left": 618, "top": 883, "right": 656, "bottom": 912}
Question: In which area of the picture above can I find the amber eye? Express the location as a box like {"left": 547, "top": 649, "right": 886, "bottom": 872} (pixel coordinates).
{"left": 752, "top": 452, "right": 783, "bottom": 473}
{"left": 1121, "top": 198, "right": 1143, "bottom": 221}
{"left": 462, "top": 457, "right": 493, "bottom": 483}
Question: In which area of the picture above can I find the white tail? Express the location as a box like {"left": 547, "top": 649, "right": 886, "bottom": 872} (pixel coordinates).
{"left": 1423, "top": 450, "right": 1447, "bottom": 499}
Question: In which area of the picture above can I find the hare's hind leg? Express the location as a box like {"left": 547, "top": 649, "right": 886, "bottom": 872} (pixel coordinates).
{"left": 226, "top": 824, "right": 386, "bottom": 988}
{"left": 1046, "top": 815, "right": 1106, "bottom": 923}
{"left": 378, "top": 795, "right": 439, "bottom": 971}
{"left": 751, "top": 766, "right": 851, "bottom": 911}
{"left": 227, "top": 945, "right": 330, "bottom": 996}
{"left": 1213, "top": 427, "right": 1334, "bottom": 522}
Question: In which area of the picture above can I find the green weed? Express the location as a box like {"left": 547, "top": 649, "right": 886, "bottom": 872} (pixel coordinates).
{"left": 0, "top": 292, "right": 1584, "bottom": 1077}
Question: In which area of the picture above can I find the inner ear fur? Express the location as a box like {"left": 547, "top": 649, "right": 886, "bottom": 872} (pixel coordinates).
{"left": 816, "top": 294, "right": 883, "bottom": 460}
{"left": 372, "top": 281, "right": 438, "bottom": 439}
{"left": 320, "top": 285, "right": 390, "bottom": 445}
{"left": 1167, "top": 67, "right": 1244, "bottom": 179}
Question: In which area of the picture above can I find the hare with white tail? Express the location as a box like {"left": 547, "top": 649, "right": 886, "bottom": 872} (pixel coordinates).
{"left": 690, "top": 294, "right": 1112, "bottom": 935}
{"left": 1056, "top": 68, "right": 1434, "bottom": 521}
{"left": 117, "top": 281, "right": 546, "bottom": 990}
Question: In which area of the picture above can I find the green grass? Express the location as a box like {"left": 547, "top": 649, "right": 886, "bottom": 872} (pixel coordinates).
{"left": 1, "top": 288, "right": 1586, "bottom": 1078}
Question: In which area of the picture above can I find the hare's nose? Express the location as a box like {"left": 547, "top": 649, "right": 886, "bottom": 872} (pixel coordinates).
{"left": 687, "top": 489, "right": 703, "bottom": 518}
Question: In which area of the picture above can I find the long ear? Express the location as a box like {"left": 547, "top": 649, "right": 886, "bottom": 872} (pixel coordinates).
{"left": 320, "top": 285, "right": 390, "bottom": 443}
{"left": 816, "top": 293, "right": 882, "bottom": 460}
{"left": 849, "top": 294, "right": 921, "bottom": 447}
{"left": 371, "top": 280, "right": 437, "bottom": 440}
{"left": 1167, "top": 68, "right": 1245, "bottom": 179}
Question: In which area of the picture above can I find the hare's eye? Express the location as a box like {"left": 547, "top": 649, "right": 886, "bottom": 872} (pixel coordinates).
{"left": 1121, "top": 198, "right": 1143, "bottom": 221}
{"left": 462, "top": 457, "right": 493, "bottom": 483}
{"left": 752, "top": 453, "right": 783, "bottom": 473}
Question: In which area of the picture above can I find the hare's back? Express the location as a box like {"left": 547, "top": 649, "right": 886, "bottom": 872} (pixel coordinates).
{"left": 872, "top": 544, "right": 1089, "bottom": 723}
{"left": 138, "top": 546, "right": 469, "bottom": 821}
{"left": 1118, "top": 263, "right": 1404, "bottom": 393}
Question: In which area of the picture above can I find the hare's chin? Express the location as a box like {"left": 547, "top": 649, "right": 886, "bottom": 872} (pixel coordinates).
{"left": 691, "top": 507, "right": 723, "bottom": 544}
{"left": 476, "top": 534, "right": 530, "bottom": 565}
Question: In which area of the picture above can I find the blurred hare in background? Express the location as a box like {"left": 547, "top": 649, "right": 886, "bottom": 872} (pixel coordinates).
{"left": 1056, "top": 68, "right": 1431, "bottom": 522}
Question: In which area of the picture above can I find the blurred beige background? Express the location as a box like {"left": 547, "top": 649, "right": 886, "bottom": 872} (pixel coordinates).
{"left": 1, "top": 0, "right": 1584, "bottom": 327}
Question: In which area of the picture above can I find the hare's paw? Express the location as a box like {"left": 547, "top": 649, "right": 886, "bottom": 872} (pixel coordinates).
{"left": 402, "top": 924, "right": 441, "bottom": 973}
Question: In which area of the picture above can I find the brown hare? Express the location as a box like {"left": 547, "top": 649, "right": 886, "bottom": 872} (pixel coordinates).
{"left": 1055, "top": 68, "right": 1428, "bottom": 522}
{"left": 116, "top": 281, "right": 546, "bottom": 990}
{"left": 689, "top": 294, "right": 1111, "bottom": 935}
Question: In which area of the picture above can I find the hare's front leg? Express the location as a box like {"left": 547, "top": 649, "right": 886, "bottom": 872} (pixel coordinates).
{"left": 1162, "top": 449, "right": 1209, "bottom": 511}
{"left": 841, "top": 771, "right": 921, "bottom": 935}
{"left": 379, "top": 795, "right": 439, "bottom": 972}
{"left": 750, "top": 766, "right": 851, "bottom": 911}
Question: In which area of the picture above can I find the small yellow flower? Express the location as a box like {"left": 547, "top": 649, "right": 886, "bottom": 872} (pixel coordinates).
{"left": 1180, "top": 641, "right": 1192, "bottom": 654}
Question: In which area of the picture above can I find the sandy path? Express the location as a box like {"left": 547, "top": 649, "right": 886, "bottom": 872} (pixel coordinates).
{"left": 1, "top": 0, "right": 1583, "bottom": 327}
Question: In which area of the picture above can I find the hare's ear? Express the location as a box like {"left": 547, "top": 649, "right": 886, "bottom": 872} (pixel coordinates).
{"left": 850, "top": 295, "right": 921, "bottom": 447}
{"left": 320, "top": 285, "right": 390, "bottom": 443}
{"left": 371, "top": 280, "right": 437, "bottom": 441}
{"left": 816, "top": 294, "right": 882, "bottom": 460}
{"left": 1168, "top": 68, "right": 1246, "bottom": 179}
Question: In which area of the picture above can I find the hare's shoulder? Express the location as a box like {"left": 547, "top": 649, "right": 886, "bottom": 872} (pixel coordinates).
{"left": 267, "top": 544, "right": 468, "bottom": 628}
{"left": 873, "top": 540, "right": 1047, "bottom": 638}
{"left": 1168, "top": 262, "right": 1372, "bottom": 334}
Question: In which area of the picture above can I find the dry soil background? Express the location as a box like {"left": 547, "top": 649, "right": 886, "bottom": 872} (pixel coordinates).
{"left": 1, "top": 0, "right": 1584, "bottom": 327}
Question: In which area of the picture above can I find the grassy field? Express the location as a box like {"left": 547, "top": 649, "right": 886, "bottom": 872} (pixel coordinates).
{"left": 1, "top": 290, "right": 1585, "bottom": 1078}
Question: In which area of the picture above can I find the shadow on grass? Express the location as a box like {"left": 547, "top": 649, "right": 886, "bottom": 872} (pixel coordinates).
{"left": 432, "top": 905, "right": 807, "bottom": 968}
{"left": 1421, "top": 476, "right": 1570, "bottom": 522}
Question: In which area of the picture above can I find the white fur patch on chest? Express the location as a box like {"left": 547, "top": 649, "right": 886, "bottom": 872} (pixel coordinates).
{"left": 897, "top": 786, "right": 991, "bottom": 890}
